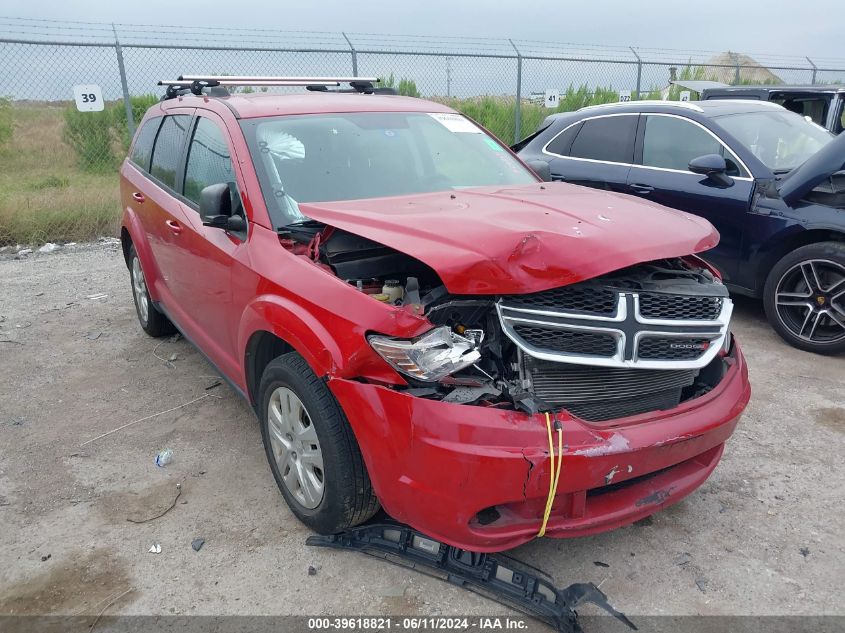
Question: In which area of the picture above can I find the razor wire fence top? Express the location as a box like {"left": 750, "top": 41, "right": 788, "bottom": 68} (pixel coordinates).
{"left": 2, "top": 15, "right": 844, "bottom": 70}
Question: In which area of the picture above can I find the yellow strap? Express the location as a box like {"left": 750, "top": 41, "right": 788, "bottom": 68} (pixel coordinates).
{"left": 538, "top": 412, "right": 563, "bottom": 537}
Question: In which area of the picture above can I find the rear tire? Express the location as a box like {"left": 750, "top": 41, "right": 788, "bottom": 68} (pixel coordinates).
{"left": 763, "top": 241, "right": 845, "bottom": 355}
{"left": 259, "top": 352, "right": 379, "bottom": 533}
{"left": 128, "top": 244, "right": 176, "bottom": 338}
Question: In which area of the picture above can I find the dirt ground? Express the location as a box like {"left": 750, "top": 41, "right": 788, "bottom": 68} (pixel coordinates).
{"left": 0, "top": 242, "right": 843, "bottom": 621}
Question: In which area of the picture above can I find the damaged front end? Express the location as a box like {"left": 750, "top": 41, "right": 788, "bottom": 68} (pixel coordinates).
{"left": 332, "top": 239, "right": 732, "bottom": 421}
{"left": 279, "top": 218, "right": 749, "bottom": 549}
{"left": 298, "top": 223, "right": 735, "bottom": 420}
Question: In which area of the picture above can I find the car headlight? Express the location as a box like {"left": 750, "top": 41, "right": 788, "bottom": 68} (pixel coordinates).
{"left": 368, "top": 326, "right": 482, "bottom": 382}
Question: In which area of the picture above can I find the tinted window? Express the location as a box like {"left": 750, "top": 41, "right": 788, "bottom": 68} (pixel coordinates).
{"left": 130, "top": 117, "right": 161, "bottom": 171}
{"left": 184, "top": 117, "right": 242, "bottom": 214}
{"left": 546, "top": 122, "right": 582, "bottom": 155}
{"left": 569, "top": 115, "right": 637, "bottom": 163}
{"left": 643, "top": 115, "right": 742, "bottom": 175}
{"left": 150, "top": 115, "right": 191, "bottom": 189}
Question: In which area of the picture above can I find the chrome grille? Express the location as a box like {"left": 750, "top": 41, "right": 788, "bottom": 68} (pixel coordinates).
{"left": 505, "top": 286, "right": 617, "bottom": 315}
{"left": 639, "top": 294, "right": 723, "bottom": 320}
{"left": 498, "top": 286, "right": 731, "bottom": 369}
{"left": 512, "top": 325, "right": 617, "bottom": 356}
{"left": 522, "top": 356, "right": 697, "bottom": 422}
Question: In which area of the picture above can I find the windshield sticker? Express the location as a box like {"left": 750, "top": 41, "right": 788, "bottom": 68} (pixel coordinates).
{"left": 428, "top": 113, "right": 483, "bottom": 134}
{"left": 483, "top": 137, "right": 504, "bottom": 151}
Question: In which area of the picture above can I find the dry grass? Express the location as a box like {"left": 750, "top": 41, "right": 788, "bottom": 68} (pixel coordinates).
{"left": 0, "top": 103, "right": 120, "bottom": 246}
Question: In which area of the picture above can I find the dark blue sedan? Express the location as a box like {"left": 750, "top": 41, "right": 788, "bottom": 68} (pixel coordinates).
{"left": 516, "top": 100, "right": 845, "bottom": 354}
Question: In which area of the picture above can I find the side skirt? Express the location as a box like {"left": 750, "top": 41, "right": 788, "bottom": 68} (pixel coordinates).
{"left": 153, "top": 300, "right": 251, "bottom": 405}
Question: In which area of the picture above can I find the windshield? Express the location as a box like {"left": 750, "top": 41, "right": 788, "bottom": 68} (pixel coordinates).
{"left": 240, "top": 111, "right": 536, "bottom": 226}
{"left": 714, "top": 109, "right": 834, "bottom": 172}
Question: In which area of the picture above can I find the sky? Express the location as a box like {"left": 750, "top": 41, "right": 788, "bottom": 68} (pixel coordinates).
{"left": 4, "top": 0, "right": 841, "bottom": 63}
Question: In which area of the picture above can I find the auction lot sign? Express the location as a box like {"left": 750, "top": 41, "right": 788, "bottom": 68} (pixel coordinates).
{"left": 72, "top": 84, "right": 104, "bottom": 112}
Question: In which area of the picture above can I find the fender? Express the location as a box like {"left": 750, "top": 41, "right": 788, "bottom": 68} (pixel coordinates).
{"left": 238, "top": 294, "right": 344, "bottom": 381}
{"left": 739, "top": 198, "right": 845, "bottom": 294}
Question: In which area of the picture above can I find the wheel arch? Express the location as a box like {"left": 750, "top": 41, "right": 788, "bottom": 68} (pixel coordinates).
{"left": 756, "top": 228, "right": 845, "bottom": 293}
{"left": 244, "top": 330, "right": 294, "bottom": 409}
{"left": 120, "top": 213, "right": 164, "bottom": 302}
{"left": 239, "top": 296, "right": 345, "bottom": 409}
{"left": 120, "top": 226, "right": 133, "bottom": 269}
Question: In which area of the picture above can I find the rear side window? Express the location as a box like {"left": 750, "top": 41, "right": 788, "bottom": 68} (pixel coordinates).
{"left": 150, "top": 115, "right": 191, "bottom": 189}
{"left": 545, "top": 122, "right": 582, "bottom": 156}
{"left": 569, "top": 115, "right": 637, "bottom": 163}
{"left": 183, "top": 117, "right": 242, "bottom": 214}
{"left": 130, "top": 117, "right": 161, "bottom": 171}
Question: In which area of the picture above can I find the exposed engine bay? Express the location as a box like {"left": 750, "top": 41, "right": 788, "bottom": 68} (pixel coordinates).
{"left": 284, "top": 224, "right": 734, "bottom": 422}
{"left": 805, "top": 170, "right": 845, "bottom": 208}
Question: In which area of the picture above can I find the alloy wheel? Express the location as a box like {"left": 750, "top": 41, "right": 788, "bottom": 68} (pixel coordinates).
{"left": 774, "top": 258, "right": 845, "bottom": 344}
{"left": 132, "top": 256, "right": 149, "bottom": 324}
{"left": 266, "top": 387, "right": 324, "bottom": 509}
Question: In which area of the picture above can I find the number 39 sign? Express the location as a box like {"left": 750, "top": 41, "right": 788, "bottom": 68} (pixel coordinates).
{"left": 72, "top": 85, "right": 104, "bottom": 112}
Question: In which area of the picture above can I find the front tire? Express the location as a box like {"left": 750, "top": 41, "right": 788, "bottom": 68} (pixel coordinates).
{"left": 128, "top": 244, "right": 176, "bottom": 338}
{"left": 259, "top": 352, "right": 379, "bottom": 533}
{"left": 763, "top": 241, "right": 845, "bottom": 355}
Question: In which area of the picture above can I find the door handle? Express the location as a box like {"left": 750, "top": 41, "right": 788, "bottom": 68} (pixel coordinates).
{"left": 132, "top": 192, "right": 146, "bottom": 203}
{"left": 165, "top": 220, "right": 183, "bottom": 235}
{"left": 551, "top": 174, "right": 566, "bottom": 182}
{"left": 629, "top": 183, "right": 654, "bottom": 195}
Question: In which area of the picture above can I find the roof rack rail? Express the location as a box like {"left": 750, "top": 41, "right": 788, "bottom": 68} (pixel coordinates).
{"left": 157, "top": 75, "right": 391, "bottom": 100}
{"left": 577, "top": 99, "right": 704, "bottom": 113}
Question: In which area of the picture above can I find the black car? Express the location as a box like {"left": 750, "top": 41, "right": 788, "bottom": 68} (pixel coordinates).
{"left": 700, "top": 85, "right": 845, "bottom": 135}
{"left": 515, "top": 100, "right": 845, "bottom": 354}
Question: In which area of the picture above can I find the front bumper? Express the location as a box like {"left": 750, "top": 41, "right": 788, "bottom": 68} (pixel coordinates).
{"left": 329, "top": 343, "right": 750, "bottom": 552}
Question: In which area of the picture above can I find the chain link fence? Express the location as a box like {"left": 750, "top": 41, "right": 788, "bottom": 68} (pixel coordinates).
{"left": 1, "top": 18, "right": 844, "bottom": 246}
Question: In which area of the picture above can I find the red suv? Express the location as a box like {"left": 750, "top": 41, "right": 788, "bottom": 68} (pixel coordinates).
{"left": 120, "top": 77, "right": 750, "bottom": 552}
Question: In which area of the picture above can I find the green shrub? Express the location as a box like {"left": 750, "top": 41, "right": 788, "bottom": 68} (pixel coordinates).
{"left": 0, "top": 97, "right": 12, "bottom": 147}
{"left": 382, "top": 73, "right": 421, "bottom": 97}
{"left": 112, "top": 94, "right": 159, "bottom": 150}
{"left": 397, "top": 78, "right": 420, "bottom": 98}
{"left": 62, "top": 106, "right": 116, "bottom": 172}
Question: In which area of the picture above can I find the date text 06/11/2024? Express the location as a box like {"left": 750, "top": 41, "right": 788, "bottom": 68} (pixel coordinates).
{"left": 307, "top": 617, "right": 530, "bottom": 630}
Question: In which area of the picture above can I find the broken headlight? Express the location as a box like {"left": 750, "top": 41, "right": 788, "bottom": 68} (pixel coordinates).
{"left": 368, "top": 326, "right": 482, "bottom": 382}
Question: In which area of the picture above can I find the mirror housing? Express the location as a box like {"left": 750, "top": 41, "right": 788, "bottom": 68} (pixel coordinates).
{"left": 200, "top": 183, "right": 246, "bottom": 232}
{"left": 689, "top": 154, "right": 733, "bottom": 187}
{"left": 525, "top": 159, "right": 552, "bottom": 182}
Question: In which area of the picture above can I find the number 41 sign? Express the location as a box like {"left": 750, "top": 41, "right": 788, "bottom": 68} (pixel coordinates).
{"left": 72, "top": 84, "right": 104, "bottom": 112}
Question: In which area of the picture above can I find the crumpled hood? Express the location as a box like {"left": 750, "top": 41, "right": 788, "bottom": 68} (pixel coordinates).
{"left": 299, "top": 183, "right": 719, "bottom": 295}
{"left": 779, "top": 130, "right": 845, "bottom": 207}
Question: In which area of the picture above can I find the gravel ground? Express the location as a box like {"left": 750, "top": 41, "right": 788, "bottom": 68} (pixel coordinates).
{"left": 0, "top": 242, "right": 843, "bottom": 621}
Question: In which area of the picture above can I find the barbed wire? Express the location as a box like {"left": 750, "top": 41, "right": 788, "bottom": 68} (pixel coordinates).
{"left": 0, "top": 15, "right": 842, "bottom": 67}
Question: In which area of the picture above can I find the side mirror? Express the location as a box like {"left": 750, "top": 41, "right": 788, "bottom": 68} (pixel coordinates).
{"left": 525, "top": 159, "right": 552, "bottom": 182}
{"left": 200, "top": 183, "right": 246, "bottom": 232}
{"left": 689, "top": 154, "right": 733, "bottom": 187}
